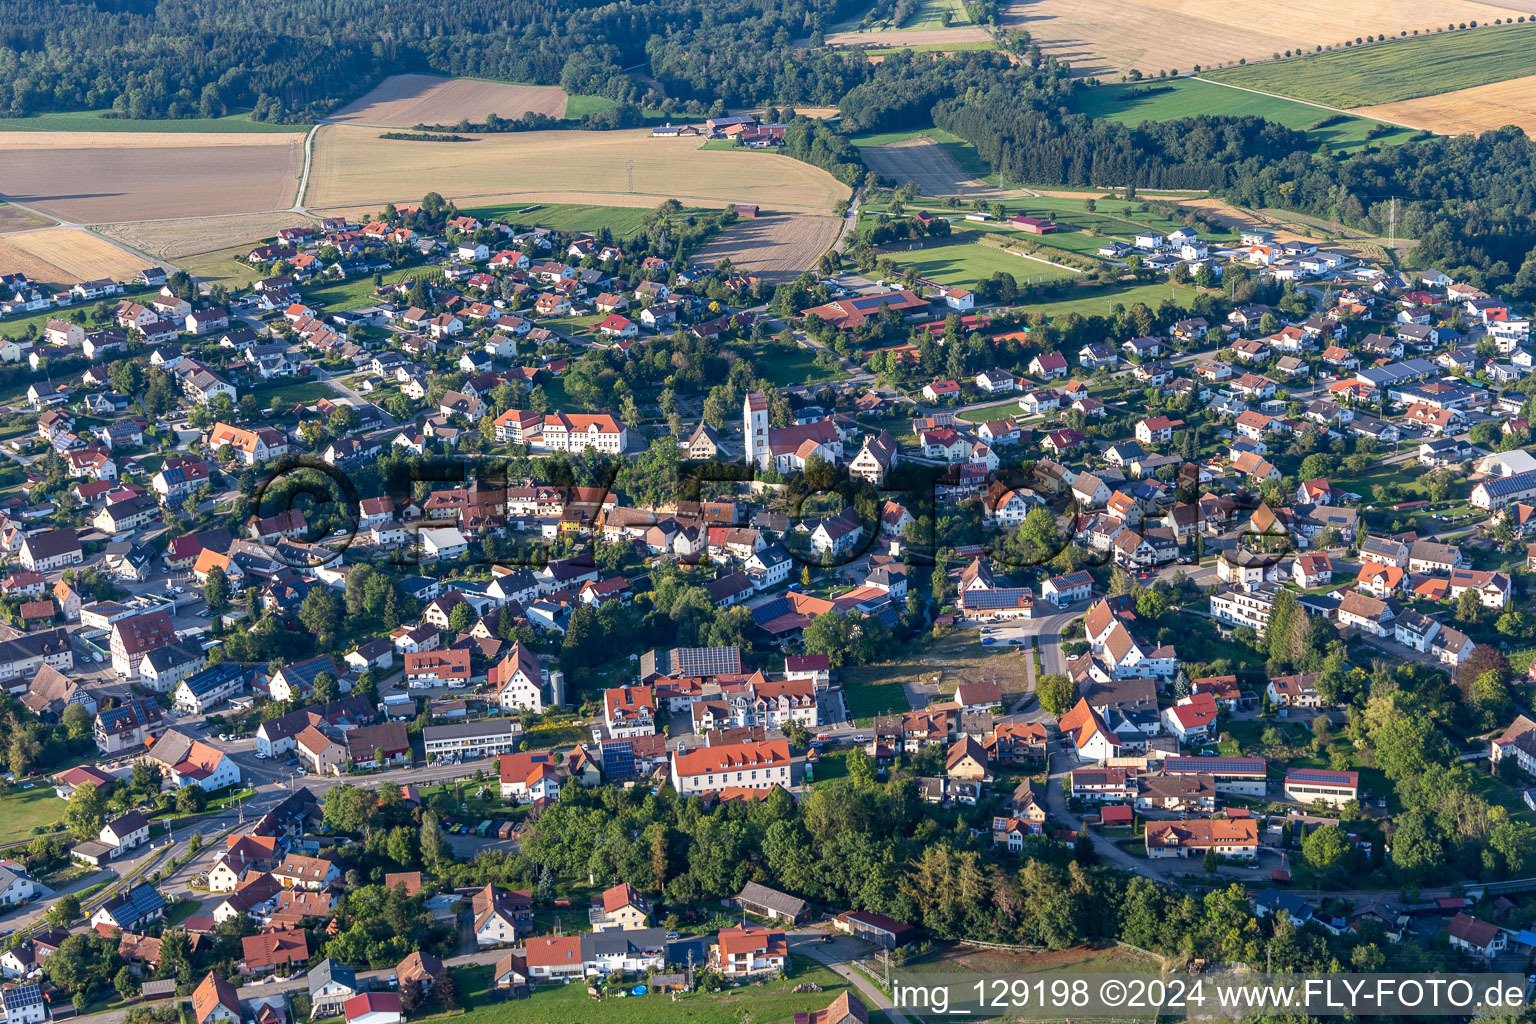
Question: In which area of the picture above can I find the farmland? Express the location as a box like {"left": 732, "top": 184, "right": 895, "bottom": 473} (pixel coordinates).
{"left": 998, "top": 0, "right": 1524, "bottom": 78}
{"left": 304, "top": 125, "right": 849, "bottom": 214}
{"left": 691, "top": 213, "right": 844, "bottom": 285}
{"left": 0, "top": 228, "right": 150, "bottom": 285}
{"left": 1203, "top": 23, "right": 1536, "bottom": 107}
{"left": 0, "top": 204, "right": 54, "bottom": 235}
{"left": 1072, "top": 79, "right": 1418, "bottom": 151}
{"left": 98, "top": 213, "right": 313, "bottom": 260}
{"left": 3, "top": 131, "right": 302, "bottom": 222}
{"left": 1351, "top": 74, "right": 1536, "bottom": 135}
{"left": 329, "top": 74, "right": 569, "bottom": 126}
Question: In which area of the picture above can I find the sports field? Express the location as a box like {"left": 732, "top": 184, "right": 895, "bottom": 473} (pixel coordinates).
{"left": 880, "top": 235, "right": 1080, "bottom": 287}
{"left": 305, "top": 124, "right": 849, "bottom": 214}
{"left": 1352, "top": 74, "right": 1536, "bottom": 135}
{"left": 0, "top": 227, "right": 149, "bottom": 285}
{"left": 1001, "top": 0, "right": 1524, "bottom": 78}
{"left": 1203, "top": 23, "right": 1536, "bottom": 107}
{"left": 329, "top": 74, "right": 569, "bottom": 126}
{"left": 1073, "top": 79, "right": 1418, "bottom": 150}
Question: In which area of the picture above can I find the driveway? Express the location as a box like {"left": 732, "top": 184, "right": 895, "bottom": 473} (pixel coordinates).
{"left": 789, "top": 929, "right": 912, "bottom": 1024}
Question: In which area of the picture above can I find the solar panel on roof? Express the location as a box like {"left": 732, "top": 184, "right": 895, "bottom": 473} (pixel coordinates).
{"left": 961, "top": 588, "right": 1032, "bottom": 609}
{"left": 1165, "top": 757, "right": 1265, "bottom": 774}
{"left": 673, "top": 647, "right": 741, "bottom": 676}
{"left": 1286, "top": 768, "right": 1356, "bottom": 784}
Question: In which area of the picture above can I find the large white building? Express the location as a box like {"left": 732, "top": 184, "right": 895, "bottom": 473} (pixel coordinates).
{"left": 669, "top": 739, "right": 791, "bottom": 796}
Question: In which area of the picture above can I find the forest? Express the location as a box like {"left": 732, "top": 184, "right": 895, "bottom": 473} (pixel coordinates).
{"left": 0, "top": 0, "right": 874, "bottom": 121}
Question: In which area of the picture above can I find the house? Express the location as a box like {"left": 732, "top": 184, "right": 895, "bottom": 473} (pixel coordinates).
{"left": 589, "top": 883, "right": 650, "bottom": 932}
{"left": 472, "top": 884, "right": 533, "bottom": 947}
{"left": 713, "top": 926, "right": 788, "bottom": 977}
{"left": 343, "top": 994, "right": 401, "bottom": 1024}
{"left": 90, "top": 883, "right": 167, "bottom": 931}
{"left": 1144, "top": 818, "right": 1258, "bottom": 860}
{"left": 241, "top": 929, "right": 310, "bottom": 975}
{"left": 1446, "top": 913, "right": 1507, "bottom": 958}
{"left": 193, "top": 972, "right": 241, "bottom": 1024}
{"left": 19, "top": 529, "right": 82, "bottom": 572}
{"left": 308, "top": 960, "right": 358, "bottom": 1019}
{"left": 1, "top": 986, "right": 45, "bottom": 1024}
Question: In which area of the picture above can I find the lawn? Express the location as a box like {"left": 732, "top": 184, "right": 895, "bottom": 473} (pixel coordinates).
{"left": 174, "top": 245, "right": 271, "bottom": 291}
{"left": 0, "top": 109, "right": 309, "bottom": 133}
{"left": 250, "top": 379, "right": 336, "bottom": 405}
{"left": 564, "top": 94, "right": 618, "bottom": 119}
{"left": 302, "top": 270, "right": 414, "bottom": 312}
{"left": 880, "top": 236, "right": 1080, "bottom": 288}
{"left": 453, "top": 956, "right": 859, "bottom": 1024}
{"left": 901, "top": 0, "right": 973, "bottom": 29}
{"left": 1071, "top": 79, "right": 1417, "bottom": 152}
{"left": 748, "top": 341, "right": 849, "bottom": 387}
{"left": 955, "top": 399, "right": 1023, "bottom": 424}
{"left": 0, "top": 286, "right": 161, "bottom": 341}
{"left": 1328, "top": 461, "right": 1426, "bottom": 504}
{"left": 462, "top": 202, "right": 682, "bottom": 237}
{"left": 1019, "top": 280, "right": 1201, "bottom": 320}
{"left": 841, "top": 633, "right": 1030, "bottom": 723}
{"left": 1203, "top": 24, "right": 1536, "bottom": 107}
{"left": 0, "top": 786, "right": 65, "bottom": 844}
{"left": 847, "top": 126, "right": 991, "bottom": 179}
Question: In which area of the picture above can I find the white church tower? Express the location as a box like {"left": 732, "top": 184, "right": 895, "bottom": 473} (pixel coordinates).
{"left": 744, "top": 391, "right": 770, "bottom": 470}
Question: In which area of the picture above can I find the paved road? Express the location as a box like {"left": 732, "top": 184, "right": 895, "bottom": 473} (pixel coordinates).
{"left": 790, "top": 929, "right": 911, "bottom": 1024}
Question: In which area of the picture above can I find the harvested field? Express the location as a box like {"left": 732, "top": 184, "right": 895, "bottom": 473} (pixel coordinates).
{"left": 1351, "top": 75, "right": 1536, "bottom": 136}
{"left": 692, "top": 214, "right": 843, "bottom": 285}
{"left": 329, "top": 74, "right": 569, "bottom": 127}
{"left": 1000, "top": 0, "right": 1523, "bottom": 78}
{"left": 2, "top": 132, "right": 302, "bottom": 222}
{"left": 0, "top": 228, "right": 147, "bottom": 285}
{"left": 824, "top": 26, "right": 992, "bottom": 47}
{"left": 0, "top": 204, "right": 54, "bottom": 234}
{"left": 97, "top": 213, "right": 313, "bottom": 260}
{"left": 859, "top": 138, "right": 987, "bottom": 195}
{"left": 306, "top": 125, "right": 848, "bottom": 215}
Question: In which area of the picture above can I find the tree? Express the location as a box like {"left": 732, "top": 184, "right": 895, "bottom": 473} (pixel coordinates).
{"left": 44, "top": 932, "right": 122, "bottom": 1001}
{"left": 312, "top": 671, "right": 339, "bottom": 705}
{"left": 176, "top": 785, "right": 206, "bottom": 814}
{"left": 61, "top": 702, "right": 93, "bottom": 742}
{"left": 114, "top": 965, "right": 140, "bottom": 1000}
{"left": 48, "top": 893, "right": 80, "bottom": 928}
{"left": 65, "top": 781, "right": 106, "bottom": 840}
{"left": 1301, "top": 824, "right": 1349, "bottom": 872}
{"left": 846, "top": 745, "right": 876, "bottom": 787}
{"left": 299, "top": 587, "right": 341, "bottom": 646}
{"left": 204, "top": 565, "right": 230, "bottom": 611}
{"left": 447, "top": 601, "right": 476, "bottom": 634}
{"left": 1457, "top": 587, "right": 1482, "bottom": 624}
{"left": 1036, "top": 673, "right": 1078, "bottom": 716}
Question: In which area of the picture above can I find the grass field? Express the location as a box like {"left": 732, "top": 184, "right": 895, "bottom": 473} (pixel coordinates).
{"left": 1204, "top": 24, "right": 1536, "bottom": 107}
{"left": 901, "top": 0, "right": 973, "bottom": 30}
{"left": 307, "top": 125, "right": 849, "bottom": 214}
{"left": 842, "top": 634, "right": 1029, "bottom": 723}
{"left": 0, "top": 109, "right": 308, "bottom": 133}
{"left": 881, "top": 235, "right": 1079, "bottom": 287}
{"left": 0, "top": 787, "right": 64, "bottom": 844}
{"left": 564, "top": 95, "right": 621, "bottom": 119}
{"left": 748, "top": 341, "right": 849, "bottom": 387}
{"left": 1073, "top": 79, "right": 1418, "bottom": 151}
{"left": 0, "top": 204, "right": 55, "bottom": 234}
{"left": 173, "top": 244, "right": 272, "bottom": 290}
{"left": 1021, "top": 279, "right": 1201, "bottom": 320}
{"left": 453, "top": 957, "right": 859, "bottom": 1024}
{"left": 463, "top": 203, "right": 671, "bottom": 236}
{"left": 302, "top": 269, "right": 417, "bottom": 312}
{"left": 864, "top": 40, "right": 997, "bottom": 55}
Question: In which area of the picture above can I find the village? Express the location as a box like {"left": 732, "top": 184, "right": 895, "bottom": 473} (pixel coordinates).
{"left": 0, "top": 171, "right": 1531, "bottom": 1024}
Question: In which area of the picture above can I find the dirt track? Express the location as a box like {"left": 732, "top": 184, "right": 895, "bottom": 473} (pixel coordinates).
{"left": 330, "top": 75, "right": 569, "bottom": 126}
{"left": 693, "top": 214, "right": 842, "bottom": 285}
{"left": 859, "top": 138, "right": 986, "bottom": 195}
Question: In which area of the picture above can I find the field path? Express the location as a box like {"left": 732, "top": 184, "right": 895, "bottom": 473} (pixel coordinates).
{"left": 1195, "top": 76, "right": 1429, "bottom": 132}
{"left": 293, "top": 121, "right": 325, "bottom": 213}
